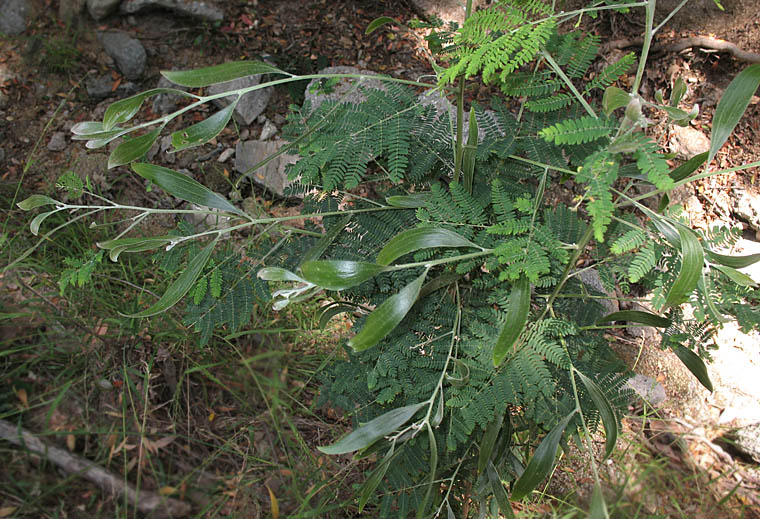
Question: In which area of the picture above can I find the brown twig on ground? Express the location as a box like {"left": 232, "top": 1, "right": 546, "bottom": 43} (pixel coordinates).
{"left": 602, "top": 36, "right": 760, "bottom": 63}
{"left": 0, "top": 419, "right": 192, "bottom": 518}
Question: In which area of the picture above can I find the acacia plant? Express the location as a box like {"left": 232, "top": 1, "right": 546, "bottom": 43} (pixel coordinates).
{"left": 13, "top": 0, "right": 760, "bottom": 516}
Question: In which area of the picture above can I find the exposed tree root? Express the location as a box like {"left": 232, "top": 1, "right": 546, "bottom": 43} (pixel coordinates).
{"left": 0, "top": 419, "right": 192, "bottom": 518}
{"left": 602, "top": 35, "right": 760, "bottom": 63}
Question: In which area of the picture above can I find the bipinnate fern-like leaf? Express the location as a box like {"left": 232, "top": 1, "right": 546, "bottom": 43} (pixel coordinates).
{"left": 539, "top": 116, "right": 616, "bottom": 145}
{"left": 577, "top": 150, "right": 619, "bottom": 242}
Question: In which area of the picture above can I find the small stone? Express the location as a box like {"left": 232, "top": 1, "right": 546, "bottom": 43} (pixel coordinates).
{"left": 0, "top": 0, "right": 31, "bottom": 35}
{"left": 86, "top": 75, "right": 139, "bottom": 100}
{"left": 725, "top": 422, "right": 760, "bottom": 464}
{"left": 120, "top": 0, "right": 224, "bottom": 22}
{"left": 626, "top": 374, "right": 667, "bottom": 406}
{"left": 87, "top": 0, "right": 120, "bottom": 20}
{"left": 47, "top": 132, "right": 67, "bottom": 152}
{"left": 98, "top": 31, "right": 146, "bottom": 80}
{"left": 259, "top": 119, "right": 277, "bottom": 141}
{"left": 304, "top": 66, "right": 386, "bottom": 115}
{"left": 235, "top": 140, "right": 299, "bottom": 197}
{"left": 577, "top": 268, "right": 619, "bottom": 315}
{"left": 146, "top": 140, "right": 160, "bottom": 162}
{"left": 217, "top": 148, "right": 234, "bottom": 163}
{"left": 208, "top": 75, "right": 272, "bottom": 126}
{"left": 734, "top": 192, "right": 760, "bottom": 232}
{"left": 669, "top": 125, "right": 710, "bottom": 159}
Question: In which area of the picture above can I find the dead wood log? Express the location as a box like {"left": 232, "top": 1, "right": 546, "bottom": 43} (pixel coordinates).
{"left": 602, "top": 35, "right": 760, "bottom": 63}
{"left": 0, "top": 419, "right": 191, "bottom": 518}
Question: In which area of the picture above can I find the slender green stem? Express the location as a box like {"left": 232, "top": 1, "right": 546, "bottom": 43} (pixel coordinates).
{"left": 389, "top": 249, "right": 492, "bottom": 272}
{"left": 541, "top": 49, "right": 597, "bottom": 119}
{"left": 632, "top": 0, "right": 656, "bottom": 94}
{"left": 507, "top": 154, "right": 576, "bottom": 175}
{"left": 454, "top": 78, "right": 466, "bottom": 183}
{"left": 538, "top": 224, "right": 595, "bottom": 321}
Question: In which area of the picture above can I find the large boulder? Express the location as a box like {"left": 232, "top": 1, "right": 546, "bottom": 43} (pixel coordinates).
{"left": 98, "top": 31, "right": 147, "bottom": 80}
{"left": 120, "top": 0, "right": 224, "bottom": 22}
{"left": 0, "top": 0, "right": 31, "bottom": 35}
{"left": 87, "top": 0, "right": 120, "bottom": 20}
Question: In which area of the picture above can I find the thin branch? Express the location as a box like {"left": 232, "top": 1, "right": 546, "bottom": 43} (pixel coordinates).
{"left": 0, "top": 419, "right": 191, "bottom": 518}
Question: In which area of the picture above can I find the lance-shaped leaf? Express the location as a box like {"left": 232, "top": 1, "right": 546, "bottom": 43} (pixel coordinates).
{"left": 672, "top": 344, "right": 713, "bottom": 392}
{"left": 97, "top": 236, "right": 175, "bottom": 262}
{"left": 377, "top": 227, "right": 480, "bottom": 266}
{"left": 348, "top": 269, "right": 428, "bottom": 352}
{"left": 108, "top": 128, "right": 162, "bottom": 168}
{"left": 257, "top": 267, "right": 309, "bottom": 283}
{"left": 132, "top": 163, "right": 244, "bottom": 216}
{"left": 71, "top": 127, "right": 131, "bottom": 143}
{"left": 301, "top": 260, "right": 388, "bottom": 291}
{"left": 478, "top": 412, "right": 505, "bottom": 474}
{"left": 493, "top": 275, "right": 531, "bottom": 367}
{"left": 358, "top": 444, "right": 395, "bottom": 512}
{"left": 713, "top": 264, "right": 758, "bottom": 287}
{"left": 71, "top": 121, "right": 106, "bottom": 135}
{"left": 318, "top": 401, "right": 427, "bottom": 455}
{"left": 365, "top": 16, "right": 399, "bottom": 35}
{"left": 706, "top": 249, "right": 760, "bottom": 269}
{"left": 319, "top": 302, "right": 359, "bottom": 330}
{"left": 103, "top": 88, "right": 196, "bottom": 131}
{"left": 462, "top": 109, "right": 478, "bottom": 194}
{"left": 385, "top": 193, "right": 429, "bottom": 208}
{"left": 709, "top": 64, "right": 760, "bottom": 164}
{"left": 171, "top": 102, "right": 237, "bottom": 152}
{"left": 487, "top": 461, "right": 516, "bottom": 519}
{"left": 161, "top": 61, "right": 289, "bottom": 88}
{"left": 664, "top": 226, "right": 704, "bottom": 308}
{"left": 589, "top": 483, "right": 609, "bottom": 519}
{"left": 30, "top": 210, "right": 59, "bottom": 236}
{"left": 602, "top": 86, "right": 630, "bottom": 116}
{"left": 17, "top": 195, "right": 59, "bottom": 211}
{"left": 511, "top": 411, "right": 575, "bottom": 501}
{"left": 576, "top": 370, "right": 618, "bottom": 459}
{"left": 596, "top": 310, "right": 671, "bottom": 328}
{"left": 670, "top": 152, "right": 707, "bottom": 182}
{"left": 125, "top": 237, "right": 217, "bottom": 318}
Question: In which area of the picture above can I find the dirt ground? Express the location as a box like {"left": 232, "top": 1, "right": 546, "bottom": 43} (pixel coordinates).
{"left": 2, "top": 0, "right": 760, "bottom": 517}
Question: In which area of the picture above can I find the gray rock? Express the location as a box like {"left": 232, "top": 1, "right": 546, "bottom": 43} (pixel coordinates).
{"left": 235, "top": 141, "right": 299, "bottom": 197}
{"left": 0, "top": 0, "right": 30, "bottom": 35}
{"left": 626, "top": 374, "right": 667, "bottom": 406}
{"left": 304, "top": 66, "right": 385, "bottom": 114}
{"left": 86, "top": 0, "right": 120, "bottom": 19}
{"left": 86, "top": 75, "right": 139, "bottom": 100}
{"left": 259, "top": 119, "right": 277, "bottom": 141}
{"left": 120, "top": 0, "right": 224, "bottom": 22}
{"left": 669, "top": 125, "right": 710, "bottom": 159}
{"left": 98, "top": 31, "right": 146, "bottom": 80}
{"left": 186, "top": 203, "right": 232, "bottom": 231}
{"left": 734, "top": 192, "right": 760, "bottom": 232}
{"left": 408, "top": 0, "right": 486, "bottom": 24}
{"left": 577, "top": 268, "right": 619, "bottom": 315}
{"left": 727, "top": 422, "right": 760, "bottom": 463}
{"left": 152, "top": 76, "right": 188, "bottom": 115}
{"left": 59, "top": 0, "right": 85, "bottom": 23}
{"left": 208, "top": 75, "right": 271, "bottom": 126}
{"left": 48, "top": 132, "right": 67, "bottom": 152}
{"left": 217, "top": 147, "right": 234, "bottom": 163}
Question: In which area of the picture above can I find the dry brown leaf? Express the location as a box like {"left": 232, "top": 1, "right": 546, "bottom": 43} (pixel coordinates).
{"left": 158, "top": 486, "right": 177, "bottom": 496}
{"left": 266, "top": 485, "right": 279, "bottom": 519}
{"left": 0, "top": 507, "right": 18, "bottom": 518}
{"left": 15, "top": 388, "right": 28, "bottom": 408}
{"left": 66, "top": 434, "right": 76, "bottom": 452}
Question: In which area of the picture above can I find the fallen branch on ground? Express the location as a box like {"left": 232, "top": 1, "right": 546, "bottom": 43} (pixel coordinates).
{"left": 602, "top": 35, "right": 760, "bottom": 63}
{"left": 0, "top": 419, "right": 192, "bottom": 518}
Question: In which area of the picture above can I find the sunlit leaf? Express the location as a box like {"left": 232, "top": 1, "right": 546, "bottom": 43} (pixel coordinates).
{"left": 493, "top": 275, "right": 531, "bottom": 366}
{"left": 171, "top": 102, "right": 237, "bottom": 151}
{"left": 108, "top": 128, "right": 162, "bottom": 168}
{"left": 602, "top": 86, "right": 630, "bottom": 116}
{"left": 132, "top": 163, "right": 244, "bottom": 216}
{"left": 385, "top": 194, "right": 430, "bottom": 208}
{"left": 301, "top": 260, "right": 388, "bottom": 291}
{"left": 706, "top": 249, "right": 760, "bottom": 269}
{"left": 664, "top": 226, "right": 703, "bottom": 308}
{"left": 713, "top": 264, "right": 758, "bottom": 287}
{"left": 576, "top": 370, "right": 618, "bottom": 459}
{"left": 17, "top": 195, "right": 59, "bottom": 211}
{"left": 318, "top": 401, "right": 427, "bottom": 454}
{"left": 161, "top": 61, "right": 289, "bottom": 88}
{"left": 124, "top": 237, "right": 217, "bottom": 317}
{"left": 366, "top": 16, "right": 399, "bottom": 35}
{"left": 348, "top": 269, "right": 428, "bottom": 351}
{"left": 511, "top": 411, "right": 575, "bottom": 501}
{"left": 596, "top": 310, "right": 671, "bottom": 328}
{"left": 377, "top": 227, "right": 480, "bottom": 266}
{"left": 709, "top": 64, "right": 760, "bottom": 164}
{"left": 672, "top": 344, "right": 713, "bottom": 392}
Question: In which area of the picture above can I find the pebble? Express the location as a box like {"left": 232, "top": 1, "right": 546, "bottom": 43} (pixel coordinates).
{"left": 47, "top": 132, "right": 67, "bottom": 152}
{"left": 217, "top": 148, "right": 235, "bottom": 163}
{"left": 98, "top": 31, "right": 147, "bottom": 80}
{"left": 87, "top": 0, "right": 120, "bottom": 19}
{"left": 259, "top": 119, "right": 277, "bottom": 141}
{"left": 0, "top": 0, "right": 31, "bottom": 35}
